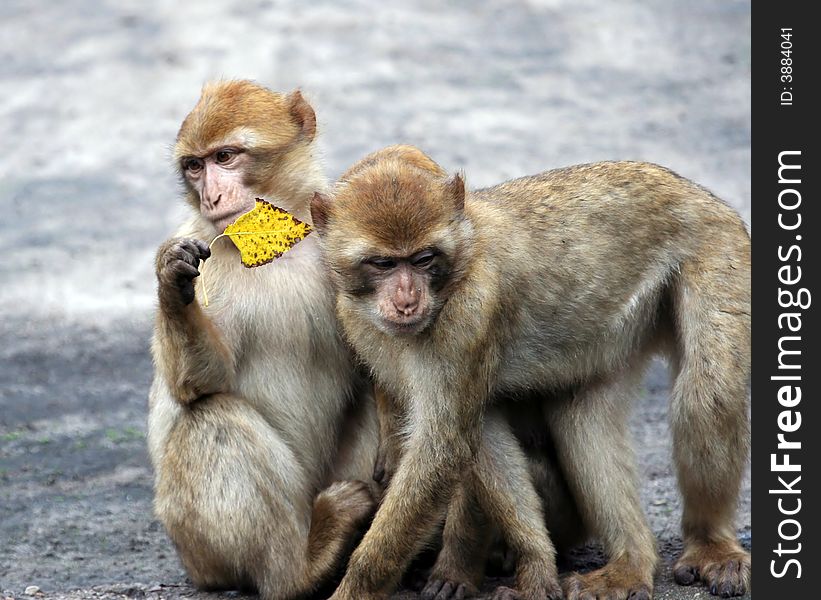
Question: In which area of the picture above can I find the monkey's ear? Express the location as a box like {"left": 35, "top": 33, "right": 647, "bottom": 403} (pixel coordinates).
{"left": 311, "top": 191, "right": 331, "bottom": 233}
{"left": 288, "top": 90, "right": 317, "bottom": 142}
{"left": 445, "top": 173, "right": 466, "bottom": 211}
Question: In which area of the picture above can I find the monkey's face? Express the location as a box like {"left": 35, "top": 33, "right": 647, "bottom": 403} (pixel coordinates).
{"left": 312, "top": 160, "right": 472, "bottom": 337}
{"left": 354, "top": 249, "right": 450, "bottom": 335}
{"left": 180, "top": 147, "right": 256, "bottom": 232}
{"left": 174, "top": 80, "right": 318, "bottom": 233}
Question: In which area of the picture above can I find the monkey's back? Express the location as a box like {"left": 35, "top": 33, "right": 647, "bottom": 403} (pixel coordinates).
{"left": 463, "top": 161, "right": 750, "bottom": 391}
{"left": 472, "top": 161, "right": 744, "bottom": 240}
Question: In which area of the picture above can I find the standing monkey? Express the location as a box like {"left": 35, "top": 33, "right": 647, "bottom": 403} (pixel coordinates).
{"left": 147, "top": 80, "right": 378, "bottom": 599}
{"left": 311, "top": 147, "right": 751, "bottom": 600}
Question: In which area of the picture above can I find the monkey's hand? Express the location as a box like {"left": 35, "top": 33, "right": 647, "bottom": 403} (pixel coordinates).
{"left": 156, "top": 238, "right": 211, "bottom": 310}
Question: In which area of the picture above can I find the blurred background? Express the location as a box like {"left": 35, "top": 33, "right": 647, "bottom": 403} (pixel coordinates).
{"left": 0, "top": 1, "right": 750, "bottom": 598}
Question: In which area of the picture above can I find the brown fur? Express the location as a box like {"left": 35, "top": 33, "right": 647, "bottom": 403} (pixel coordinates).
{"left": 372, "top": 385, "right": 404, "bottom": 492}
{"left": 312, "top": 147, "right": 751, "bottom": 600}
{"left": 147, "top": 80, "right": 378, "bottom": 600}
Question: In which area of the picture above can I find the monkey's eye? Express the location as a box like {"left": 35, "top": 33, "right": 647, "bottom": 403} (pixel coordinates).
{"left": 367, "top": 257, "right": 398, "bottom": 270}
{"left": 411, "top": 250, "right": 436, "bottom": 268}
{"left": 183, "top": 157, "right": 204, "bottom": 173}
{"left": 215, "top": 149, "right": 237, "bottom": 164}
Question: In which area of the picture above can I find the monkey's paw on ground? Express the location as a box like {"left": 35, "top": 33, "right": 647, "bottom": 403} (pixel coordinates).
{"left": 421, "top": 577, "right": 478, "bottom": 600}
{"left": 562, "top": 569, "right": 652, "bottom": 600}
{"left": 673, "top": 542, "right": 750, "bottom": 598}
{"left": 489, "top": 584, "right": 562, "bottom": 600}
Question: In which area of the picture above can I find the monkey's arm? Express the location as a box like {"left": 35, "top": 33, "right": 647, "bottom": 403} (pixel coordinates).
{"left": 331, "top": 372, "right": 487, "bottom": 600}
{"left": 153, "top": 238, "right": 236, "bottom": 404}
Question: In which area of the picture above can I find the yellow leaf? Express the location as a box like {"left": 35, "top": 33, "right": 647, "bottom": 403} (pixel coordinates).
{"left": 222, "top": 198, "right": 312, "bottom": 267}
{"left": 199, "top": 199, "right": 312, "bottom": 306}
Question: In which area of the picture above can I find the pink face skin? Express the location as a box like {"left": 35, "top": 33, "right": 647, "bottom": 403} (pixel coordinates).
{"left": 365, "top": 251, "right": 437, "bottom": 335}
{"left": 376, "top": 264, "right": 427, "bottom": 331}
{"left": 181, "top": 147, "right": 256, "bottom": 232}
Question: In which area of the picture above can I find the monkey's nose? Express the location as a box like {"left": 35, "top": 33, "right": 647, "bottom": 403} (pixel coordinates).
{"left": 212, "top": 193, "right": 222, "bottom": 207}
{"left": 393, "top": 296, "right": 418, "bottom": 316}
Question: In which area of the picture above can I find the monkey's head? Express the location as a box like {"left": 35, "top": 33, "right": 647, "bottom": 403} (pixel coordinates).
{"left": 174, "top": 79, "right": 318, "bottom": 233}
{"left": 312, "top": 156, "right": 474, "bottom": 336}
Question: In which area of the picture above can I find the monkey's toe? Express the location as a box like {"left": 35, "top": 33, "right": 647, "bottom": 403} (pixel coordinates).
{"left": 674, "top": 542, "right": 750, "bottom": 597}
{"left": 704, "top": 559, "right": 749, "bottom": 597}
{"left": 422, "top": 578, "right": 471, "bottom": 600}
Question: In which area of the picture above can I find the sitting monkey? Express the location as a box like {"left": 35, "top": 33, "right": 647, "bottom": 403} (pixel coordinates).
{"left": 147, "top": 80, "right": 379, "bottom": 599}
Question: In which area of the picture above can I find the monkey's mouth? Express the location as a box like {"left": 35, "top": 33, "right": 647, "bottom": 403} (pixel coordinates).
{"left": 381, "top": 315, "right": 428, "bottom": 335}
{"left": 212, "top": 208, "right": 252, "bottom": 233}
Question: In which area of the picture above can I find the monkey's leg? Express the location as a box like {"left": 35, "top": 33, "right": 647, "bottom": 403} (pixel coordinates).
{"left": 484, "top": 413, "right": 588, "bottom": 578}
{"left": 469, "top": 411, "right": 562, "bottom": 600}
{"left": 330, "top": 384, "right": 380, "bottom": 486}
{"left": 156, "top": 393, "right": 374, "bottom": 600}
{"left": 546, "top": 378, "right": 657, "bottom": 600}
{"left": 422, "top": 481, "right": 493, "bottom": 600}
{"left": 329, "top": 381, "right": 486, "bottom": 600}
{"left": 669, "top": 259, "right": 751, "bottom": 597}
{"left": 521, "top": 448, "right": 588, "bottom": 559}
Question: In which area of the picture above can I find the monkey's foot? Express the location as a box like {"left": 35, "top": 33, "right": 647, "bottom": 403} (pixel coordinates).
{"left": 489, "top": 583, "right": 561, "bottom": 600}
{"left": 511, "top": 555, "right": 562, "bottom": 600}
{"left": 562, "top": 560, "right": 652, "bottom": 600}
{"left": 422, "top": 559, "right": 482, "bottom": 600}
{"left": 673, "top": 540, "right": 750, "bottom": 597}
{"left": 327, "top": 591, "right": 381, "bottom": 600}
{"left": 421, "top": 577, "right": 477, "bottom": 600}
{"left": 319, "top": 480, "right": 377, "bottom": 529}
{"left": 491, "top": 569, "right": 562, "bottom": 600}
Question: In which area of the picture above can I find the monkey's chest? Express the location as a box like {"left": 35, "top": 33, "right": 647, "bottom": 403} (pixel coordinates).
{"left": 207, "top": 260, "right": 355, "bottom": 445}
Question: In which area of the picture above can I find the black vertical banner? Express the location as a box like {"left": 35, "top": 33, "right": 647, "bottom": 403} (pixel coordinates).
{"left": 753, "top": 2, "right": 819, "bottom": 597}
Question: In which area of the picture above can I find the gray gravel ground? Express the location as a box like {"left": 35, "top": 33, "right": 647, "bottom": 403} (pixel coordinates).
{"left": 0, "top": 1, "right": 750, "bottom": 598}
